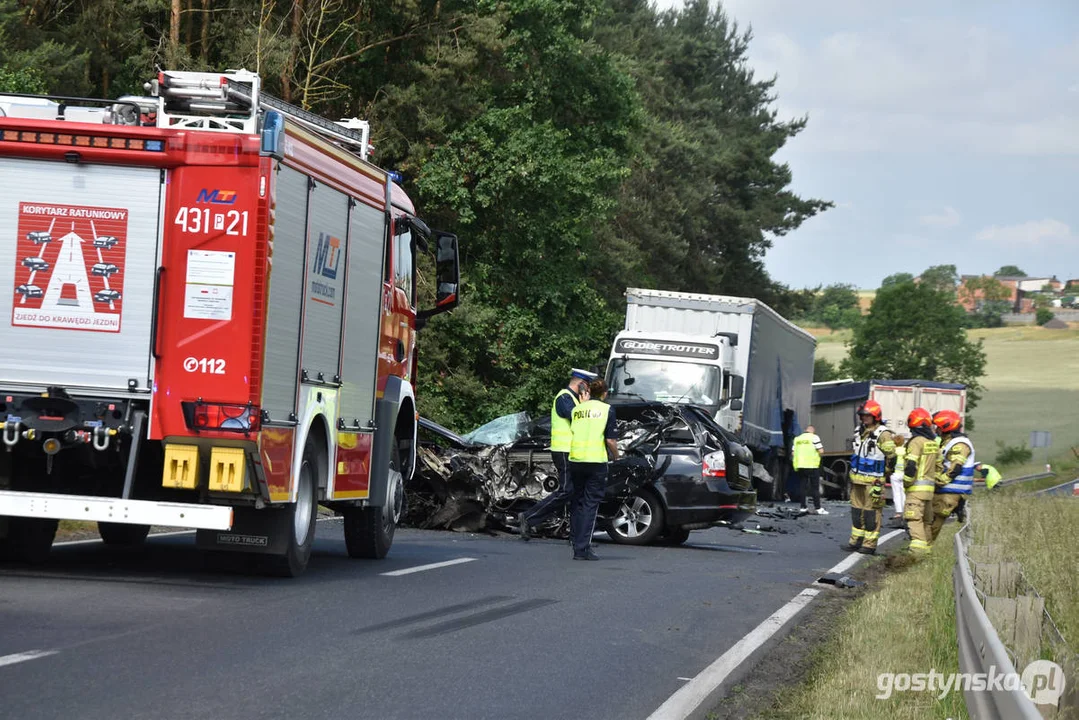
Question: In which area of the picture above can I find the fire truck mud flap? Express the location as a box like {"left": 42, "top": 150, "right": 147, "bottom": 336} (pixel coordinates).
{"left": 196, "top": 506, "right": 294, "bottom": 554}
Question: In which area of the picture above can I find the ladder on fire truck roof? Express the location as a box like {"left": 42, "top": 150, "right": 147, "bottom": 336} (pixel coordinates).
{"left": 146, "top": 69, "right": 371, "bottom": 161}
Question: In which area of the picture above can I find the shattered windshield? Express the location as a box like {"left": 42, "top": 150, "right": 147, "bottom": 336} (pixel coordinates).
{"left": 609, "top": 360, "right": 722, "bottom": 406}
{"left": 460, "top": 411, "right": 534, "bottom": 445}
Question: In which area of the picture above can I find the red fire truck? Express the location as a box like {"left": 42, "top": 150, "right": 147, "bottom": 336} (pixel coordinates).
{"left": 0, "top": 69, "right": 460, "bottom": 576}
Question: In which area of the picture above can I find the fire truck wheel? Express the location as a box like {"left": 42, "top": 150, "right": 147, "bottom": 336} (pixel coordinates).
{"left": 98, "top": 522, "right": 150, "bottom": 546}
{"left": 343, "top": 444, "right": 403, "bottom": 559}
{"left": 3, "top": 518, "right": 58, "bottom": 564}
{"left": 265, "top": 438, "right": 319, "bottom": 577}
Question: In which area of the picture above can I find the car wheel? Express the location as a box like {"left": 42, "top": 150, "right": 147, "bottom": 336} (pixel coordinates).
{"left": 98, "top": 522, "right": 150, "bottom": 547}
{"left": 660, "top": 526, "right": 691, "bottom": 546}
{"left": 606, "top": 489, "right": 665, "bottom": 545}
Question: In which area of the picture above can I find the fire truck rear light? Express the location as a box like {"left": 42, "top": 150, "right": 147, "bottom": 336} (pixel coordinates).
{"left": 144, "top": 140, "right": 164, "bottom": 151}
{"left": 182, "top": 401, "right": 260, "bottom": 434}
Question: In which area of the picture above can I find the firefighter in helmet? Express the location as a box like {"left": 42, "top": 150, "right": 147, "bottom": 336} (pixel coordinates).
{"left": 900, "top": 407, "right": 940, "bottom": 553}
{"left": 842, "top": 400, "right": 897, "bottom": 555}
{"left": 929, "top": 409, "right": 974, "bottom": 542}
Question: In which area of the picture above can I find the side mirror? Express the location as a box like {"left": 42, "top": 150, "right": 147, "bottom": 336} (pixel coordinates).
{"left": 729, "top": 399, "right": 743, "bottom": 411}
{"left": 729, "top": 374, "right": 745, "bottom": 400}
{"left": 417, "top": 231, "right": 460, "bottom": 321}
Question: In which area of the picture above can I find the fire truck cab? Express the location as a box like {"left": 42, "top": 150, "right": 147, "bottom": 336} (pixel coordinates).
{"left": 0, "top": 69, "right": 460, "bottom": 576}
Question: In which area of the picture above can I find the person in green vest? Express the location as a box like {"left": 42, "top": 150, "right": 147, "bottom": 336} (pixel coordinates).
{"left": 568, "top": 378, "right": 620, "bottom": 561}
{"left": 974, "top": 462, "right": 1003, "bottom": 490}
{"left": 792, "top": 425, "right": 826, "bottom": 515}
{"left": 519, "top": 368, "right": 596, "bottom": 540}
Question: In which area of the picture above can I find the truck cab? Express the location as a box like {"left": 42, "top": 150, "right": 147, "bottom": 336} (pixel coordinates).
{"left": 605, "top": 331, "right": 740, "bottom": 418}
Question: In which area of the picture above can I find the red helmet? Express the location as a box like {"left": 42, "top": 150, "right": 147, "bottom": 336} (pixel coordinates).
{"left": 932, "top": 409, "right": 962, "bottom": 434}
{"left": 857, "top": 400, "right": 883, "bottom": 423}
{"left": 907, "top": 407, "right": 932, "bottom": 429}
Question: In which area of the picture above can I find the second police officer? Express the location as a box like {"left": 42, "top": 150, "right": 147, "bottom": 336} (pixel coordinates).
{"left": 567, "top": 378, "right": 620, "bottom": 561}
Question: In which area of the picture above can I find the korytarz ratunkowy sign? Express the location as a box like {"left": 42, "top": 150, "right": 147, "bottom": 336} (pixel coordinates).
{"left": 614, "top": 338, "right": 720, "bottom": 360}
{"left": 11, "top": 202, "right": 128, "bottom": 333}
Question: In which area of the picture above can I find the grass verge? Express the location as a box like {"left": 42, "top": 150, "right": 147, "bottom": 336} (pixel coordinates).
{"left": 56, "top": 520, "right": 98, "bottom": 541}
{"left": 973, "top": 490, "right": 1079, "bottom": 654}
{"left": 754, "top": 529, "right": 967, "bottom": 720}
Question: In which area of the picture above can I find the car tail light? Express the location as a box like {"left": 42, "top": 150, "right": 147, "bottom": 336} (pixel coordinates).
{"left": 702, "top": 450, "right": 726, "bottom": 478}
{"left": 182, "top": 401, "right": 260, "bottom": 434}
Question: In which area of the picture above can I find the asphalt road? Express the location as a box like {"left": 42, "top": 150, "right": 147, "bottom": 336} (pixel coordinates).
{"left": 0, "top": 502, "right": 862, "bottom": 720}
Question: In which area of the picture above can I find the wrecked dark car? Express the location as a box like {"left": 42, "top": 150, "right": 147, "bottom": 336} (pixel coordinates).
{"left": 406, "top": 401, "right": 757, "bottom": 546}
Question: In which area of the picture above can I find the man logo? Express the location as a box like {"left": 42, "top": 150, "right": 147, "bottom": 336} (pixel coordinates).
{"left": 196, "top": 189, "right": 238, "bottom": 205}
{"left": 313, "top": 233, "right": 341, "bottom": 280}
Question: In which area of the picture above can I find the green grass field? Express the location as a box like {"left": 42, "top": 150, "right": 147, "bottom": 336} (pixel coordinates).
{"left": 805, "top": 325, "right": 1079, "bottom": 470}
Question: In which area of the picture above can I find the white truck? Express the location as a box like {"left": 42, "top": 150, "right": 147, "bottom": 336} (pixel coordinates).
{"left": 605, "top": 288, "right": 817, "bottom": 500}
{"left": 810, "top": 379, "right": 967, "bottom": 498}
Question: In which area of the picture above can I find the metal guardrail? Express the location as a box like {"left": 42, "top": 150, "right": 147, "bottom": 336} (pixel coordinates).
{"left": 995, "top": 471, "right": 1055, "bottom": 489}
{"left": 953, "top": 526, "right": 1043, "bottom": 720}
{"left": 1031, "top": 479, "right": 1079, "bottom": 497}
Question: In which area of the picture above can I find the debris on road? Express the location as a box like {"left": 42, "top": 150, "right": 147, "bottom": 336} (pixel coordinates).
{"left": 817, "top": 572, "right": 865, "bottom": 589}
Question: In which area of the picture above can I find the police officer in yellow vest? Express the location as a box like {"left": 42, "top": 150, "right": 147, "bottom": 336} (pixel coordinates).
{"left": 568, "top": 378, "right": 620, "bottom": 561}
{"left": 519, "top": 368, "right": 596, "bottom": 540}
{"left": 791, "top": 426, "right": 826, "bottom": 514}
{"left": 900, "top": 408, "right": 940, "bottom": 553}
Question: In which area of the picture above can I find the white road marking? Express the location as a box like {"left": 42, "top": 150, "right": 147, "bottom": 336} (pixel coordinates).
{"left": 647, "top": 589, "right": 820, "bottom": 720}
{"left": 53, "top": 530, "right": 195, "bottom": 547}
{"left": 646, "top": 528, "right": 906, "bottom": 720}
{"left": 0, "top": 650, "right": 58, "bottom": 668}
{"left": 677, "top": 677, "right": 692, "bottom": 682}
{"left": 52, "top": 517, "right": 343, "bottom": 548}
{"left": 380, "top": 558, "right": 477, "bottom": 577}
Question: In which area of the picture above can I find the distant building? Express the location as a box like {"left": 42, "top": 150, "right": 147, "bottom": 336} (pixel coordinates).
{"left": 958, "top": 275, "right": 1062, "bottom": 313}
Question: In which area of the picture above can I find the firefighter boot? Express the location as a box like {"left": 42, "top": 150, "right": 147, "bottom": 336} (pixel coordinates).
{"left": 843, "top": 485, "right": 868, "bottom": 551}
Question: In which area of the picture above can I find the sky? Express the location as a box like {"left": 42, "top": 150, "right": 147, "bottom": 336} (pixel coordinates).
{"left": 654, "top": 0, "right": 1079, "bottom": 289}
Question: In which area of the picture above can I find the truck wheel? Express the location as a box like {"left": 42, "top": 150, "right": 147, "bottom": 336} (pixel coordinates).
{"left": 265, "top": 438, "right": 319, "bottom": 577}
{"left": 830, "top": 460, "right": 851, "bottom": 501}
{"left": 98, "top": 522, "right": 150, "bottom": 547}
{"left": 606, "top": 489, "right": 665, "bottom": 545}
{"left": 660, "top": 526, "right": 691, "bottom": 546}
{"left": 343, "top": 444, "right": 403, "bottom": 559}
{"left": 4, "top": 518, "right": 58, "bottom": 564}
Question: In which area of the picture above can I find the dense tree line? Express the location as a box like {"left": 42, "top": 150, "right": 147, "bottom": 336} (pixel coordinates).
{"left": 0, "top": 0, "right": 829, "bottom": 430}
